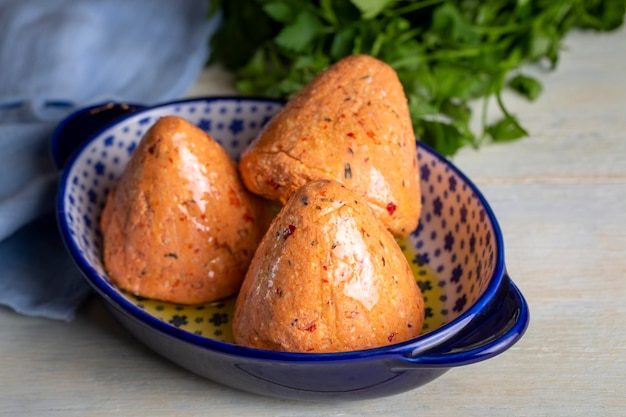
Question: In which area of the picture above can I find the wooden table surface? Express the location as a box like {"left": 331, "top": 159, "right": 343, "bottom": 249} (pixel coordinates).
{"left": 2, "top": 27, "right": 625, "bottom": 416}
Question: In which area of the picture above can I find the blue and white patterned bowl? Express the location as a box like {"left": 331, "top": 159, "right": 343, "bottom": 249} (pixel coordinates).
{"left": 56, "top": 97, "right": 529, "bottom": 401}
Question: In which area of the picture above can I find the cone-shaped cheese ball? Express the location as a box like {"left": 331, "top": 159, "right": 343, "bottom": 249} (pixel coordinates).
{"left": 233, "top": 180, "right": 424, "bottom": 353}
{"left": 100, "top": 116, "right": 268, "bottom": 304}
{"left": 239, "top": 54, "right": 421, "bottom": 237}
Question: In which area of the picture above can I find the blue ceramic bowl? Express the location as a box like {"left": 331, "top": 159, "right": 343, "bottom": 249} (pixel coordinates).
{"left": 55, "top": 97, "right": 529, "bottom": 401}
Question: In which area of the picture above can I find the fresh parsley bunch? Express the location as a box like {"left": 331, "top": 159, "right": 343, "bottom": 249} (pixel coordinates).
{"left": 210, "top": 0, "right": 625, "bottom": 155}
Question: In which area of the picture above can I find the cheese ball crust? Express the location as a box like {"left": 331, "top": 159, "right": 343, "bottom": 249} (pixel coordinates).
{"left": 239, "top": 54, "right": 421, "bottom": 237}
{"left": 233, "top": 180, "right": 425, "bottom": 353}
{"left": 100, "top": 116, "right": 267, "bottom": 304}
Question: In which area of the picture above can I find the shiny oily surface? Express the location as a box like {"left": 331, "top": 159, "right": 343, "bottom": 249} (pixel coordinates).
{"left": 100, "top": 116, "right": 267, "bottom": 305}
{"left": 231, "top": 179, "right": 425, "bottom": 353}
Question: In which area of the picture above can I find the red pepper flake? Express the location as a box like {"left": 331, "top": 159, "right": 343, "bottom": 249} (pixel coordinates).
{"left": 345, "top": 311, "right": 359, "bottom": 319}
{"left": 275, "top": 287, "right": 283, "bottom": 297}
{"left": 388, "top": 332, "right": 396, "bottom": 343}
{"left": 282, "top": 224, "right": 296, "bottom": 239}
{"left": 364, "top": 157, "right": 370, "bottom": 163}
{"left": 347, "top": 132, "right": 354, "bottom": 138}
{"left": 303, "top": 322, "right": 317, "bottom": 332}
{"left": 322, "top": 265, "right": 328, "bottom": 270}
{"left": 228, "top": 188, "right": 241, "bottom": 206}
{"left": 321, "top": 278, "right": 329, "bottom": 283}
{"left": 366, "top": 130, "right": 375, "bottom": 138}
{"left": 242, "top": 211, "right": 255, "bottom": 223}
{"left": 386, "top": 202, "right": 397, "bottom": 215}
{"left": 265, "top": 177, "right": 280, "bottom": 190}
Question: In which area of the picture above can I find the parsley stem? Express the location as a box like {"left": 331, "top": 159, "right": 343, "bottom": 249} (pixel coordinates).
{"left": 392, "top": 0, "right": 446, "bottom": 16}
{"left": 319, "top": 0, "right": 338, "bottom": 26}
{"left": 397, "top": 27, "right": 422, "bottom": 44}
{"left": 390, "top": 43, "right": 506, "bottom": 69}
{"left": 495, "top": 85, "right": 527, "bottom": 137}
{"left": 574, "top": 1, "right": 606, "bottom": 29}
{"left": 479, "top": 93, "right": 490, "bottom": 145}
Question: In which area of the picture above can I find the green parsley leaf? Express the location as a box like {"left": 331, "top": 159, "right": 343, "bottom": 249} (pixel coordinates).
{"left": 486, "top": 116, "right": 528, "bottom": 142}
{"left": 351, "top": 0, "right": 397, "bottom": 19}
{"left": 330, "top": 27, "right": 358, "bottom": 59}
{"left": 509, "top": 74, "right": 543, "bottom": 101}
{"left": 274, "top": 11, "right": 325, "bottom": 52}
{"left": 263, "top": 2, "right": 294, "bottom": 23}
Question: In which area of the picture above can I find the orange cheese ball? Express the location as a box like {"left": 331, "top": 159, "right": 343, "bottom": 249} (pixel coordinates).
{"left": 240, "top": 54, "right": 422, "bottom": 237}
{"left": 233, "top": 180, "right": 424, "bottom": 353}
{"left": 101, "top": 116, "right": 268, "bottom": 304}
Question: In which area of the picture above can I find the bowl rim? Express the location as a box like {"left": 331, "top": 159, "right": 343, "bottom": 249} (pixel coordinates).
{"left": 56, "top": 96, "right": 507, "bottom": 362}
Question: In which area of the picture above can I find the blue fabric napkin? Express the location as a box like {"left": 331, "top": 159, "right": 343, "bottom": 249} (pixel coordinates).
{"left": 0, "top": 0, "right": 221, "bottom": 320}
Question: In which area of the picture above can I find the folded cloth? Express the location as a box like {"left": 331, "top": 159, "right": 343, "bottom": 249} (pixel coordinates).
{"left": 0, "top": 0, "right": 221, "bottom": 320}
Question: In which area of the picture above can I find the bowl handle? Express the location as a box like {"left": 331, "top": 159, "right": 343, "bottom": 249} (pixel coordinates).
{"left": 403, "top": 274, "right": 529, "bottom": 368}
{"left": 51, "top": 101, "right": 146, "bottom": 169}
